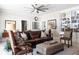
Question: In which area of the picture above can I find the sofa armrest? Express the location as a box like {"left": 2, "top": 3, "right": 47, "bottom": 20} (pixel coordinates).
{"left": 26, "top": 43, "right": 32, "bottom": 47}
{"left": 14, "top": 45, "right": 30, "bottom": 50}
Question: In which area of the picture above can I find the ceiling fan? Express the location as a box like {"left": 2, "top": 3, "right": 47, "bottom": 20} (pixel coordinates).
{"left": 31, "top": 4, "right": 48, "bottom": 13}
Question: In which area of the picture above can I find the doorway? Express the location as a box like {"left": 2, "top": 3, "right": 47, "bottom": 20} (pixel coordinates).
{"left": 5, "top": 20, "right": 16, "bottom": 32}
{"left": 21, "top": 20, "right": 27, "bottom": 31}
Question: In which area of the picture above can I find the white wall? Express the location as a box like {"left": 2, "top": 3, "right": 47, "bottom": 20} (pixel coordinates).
{"left": 0, "top": 13, "right": 32, "bottom": 38}
{"left": 40, "top": 13, "right": 61, "bottom": 32}
{"left": 0, "top": 5, "right": 79, "bottom": 43}
{"left": 0, "top": 11, "right": 61, "bottom": 38}
{"left": 0, "top": 18, "right": 5, "bottom": 38}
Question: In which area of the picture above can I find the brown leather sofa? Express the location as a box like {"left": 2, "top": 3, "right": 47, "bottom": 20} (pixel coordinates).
{"left": 18, "top": 30, "right": 53, "bottom": 48}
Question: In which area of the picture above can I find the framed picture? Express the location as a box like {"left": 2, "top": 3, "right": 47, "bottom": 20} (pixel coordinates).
{"left": 32, "top": 21, "right": 39, "bottom": 30}
{"left": 5, "top": 20, "right": 16, "bottom": 31}
{"left": 21, "top": 20, "right": 27, "bottom": 31}
{"left": 48, "top": 19, "right": 57, "bottom": 29}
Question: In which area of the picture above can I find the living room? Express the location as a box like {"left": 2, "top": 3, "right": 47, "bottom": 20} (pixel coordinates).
{"left": 1, "top": 4, "right": 79, "bottom": 55}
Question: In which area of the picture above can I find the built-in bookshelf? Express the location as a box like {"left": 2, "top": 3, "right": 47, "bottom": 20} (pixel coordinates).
{"left": 61, "top": 18, "right": 70, "bottom": 29}
{"left": 71, "top": 11, "right": 79, "bottom": 29}
{"left": 61, "top": 13, "right": 71, "bottom": 31}
{"left": 61, "top": 10, "right": 79, "bottom": 31}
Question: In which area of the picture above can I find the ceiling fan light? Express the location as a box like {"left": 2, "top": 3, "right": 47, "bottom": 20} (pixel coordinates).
{"left": 37, "top": 10, "right": 39, "bottom": 13}
{"left": 35, "top": 4, "right": 38, "bottom": 6}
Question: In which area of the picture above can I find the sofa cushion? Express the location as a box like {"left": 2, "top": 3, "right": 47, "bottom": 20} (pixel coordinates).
{"left": 41, "top": 37, "right": 53, "bottom": 42}
{"left": 30, "top": 31, "right": 41, "bottom": 39}
{"left": 31, "top": 35, "right": 39, "bottom": 39}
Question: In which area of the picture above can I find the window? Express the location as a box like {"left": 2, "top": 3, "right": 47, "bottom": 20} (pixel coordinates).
{"left": 32, "top": 21, "right": 40, "bottom": 30}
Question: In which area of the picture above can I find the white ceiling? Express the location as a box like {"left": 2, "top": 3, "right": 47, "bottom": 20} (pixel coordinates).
{"left": 0, "top": 4, "right": 79, "bottom": 15}
{"left": 47, "top": 4, "right": 79, "bottom": 12}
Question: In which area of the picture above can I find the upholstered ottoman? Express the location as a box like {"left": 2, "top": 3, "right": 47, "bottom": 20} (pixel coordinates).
{"left": 36, "top": 40, "right": 64, "bottom": 55}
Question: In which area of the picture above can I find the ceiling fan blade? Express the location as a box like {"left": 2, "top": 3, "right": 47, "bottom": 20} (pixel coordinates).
{"left": 36, "top": 10, "right": 39, "bottom": 13}
{"left": 38, "top": 9, "right": 46, "bottom": 12}
{"left": 41, "top": 10, "right": 46, "bottom": 12}
{"left": 32, "top": 5, "right": 36, "bottom": 9}
{"left": 31, "top": 9, "right": 35, "bottom": 13}
{"left": 38, "top": 7, "right": 48, "bottom": 10}
{"left": 38, "top": 5, "right": 45, "bottom": 9}
{"left": 35, "top": 4, "right": 38, "bottom": 6}
{"left": 42, "top": 8, "right": 48, "bottom": 10}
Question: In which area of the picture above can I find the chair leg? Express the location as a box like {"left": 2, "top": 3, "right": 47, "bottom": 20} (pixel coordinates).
{"left": 60, "top": 39, "right": 61, "bottom": 43}
{"left": 71, "top": 40, "right": 72, "bottom": 46}
{"left": 68, "top": 40, "right": 69, "bottom": 48}
{"left": 64, "top": 40, "right": 66, "bottom": 44}
{"left": 31, "top": 52, "right": 33, "bottom": 55}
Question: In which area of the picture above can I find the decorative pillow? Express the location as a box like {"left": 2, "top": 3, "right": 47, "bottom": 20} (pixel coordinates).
{"left": 41, "top": 31, "right": 47, "bottom": 38}
{"left": 21, "top": 32, "right": 28, "bottom": 41}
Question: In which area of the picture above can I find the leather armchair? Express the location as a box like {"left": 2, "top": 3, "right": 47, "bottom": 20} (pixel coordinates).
{"left": 8, "top": 31, "right": 33, "bottom": 55}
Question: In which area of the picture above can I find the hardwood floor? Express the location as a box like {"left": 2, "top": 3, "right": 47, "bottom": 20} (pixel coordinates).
{"left": 0, "top": 41, "right": 79, "bottom": 55}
